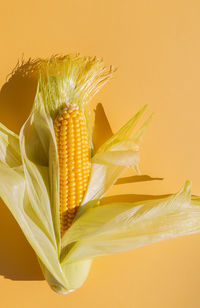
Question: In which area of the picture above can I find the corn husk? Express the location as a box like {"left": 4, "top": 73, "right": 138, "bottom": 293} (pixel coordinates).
{"left": 0, "top": 55, "right": 199, "bottom": 294}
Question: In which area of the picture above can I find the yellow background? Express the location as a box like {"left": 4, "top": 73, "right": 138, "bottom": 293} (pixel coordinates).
{"left": 0, "top": 0, "right": 200, "bottom": 307}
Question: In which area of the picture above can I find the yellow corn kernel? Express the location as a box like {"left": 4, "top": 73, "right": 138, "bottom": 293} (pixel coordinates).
{"left": 54, "top": 106, "right": 90, "bottom": 236}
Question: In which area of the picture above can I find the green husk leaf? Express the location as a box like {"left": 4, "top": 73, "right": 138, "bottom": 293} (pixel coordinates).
{"left": 81, "top": 107, "right": 151, "bottom": 205}
{"left": 62, "top": 181, "right": 200, "bottom": 263}
{"left": 0, "top": 162, "right": 68, "bottom": 290}
{"left": 0, "top": 122, "right": 21, "bottom": 167}
{"left": 20, "top": 112, "right": 57, "bottom": 247}
{"left": 39, "top": 258, "right": 92, "bottom": 294}
{"left": 96, "top": 104, "right": 147, "bottom": 153}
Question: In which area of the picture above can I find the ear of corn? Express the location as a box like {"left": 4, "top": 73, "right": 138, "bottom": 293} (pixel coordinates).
{"left": 0, "top": 55, "right": 170, "bottom": 295}
{"left": 54, "top": 106, "right": 91, "bottom": 236}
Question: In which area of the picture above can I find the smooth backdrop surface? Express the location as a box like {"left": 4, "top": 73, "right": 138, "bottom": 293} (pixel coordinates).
{"left": 1, "top": 0, "right": 200, "bottom": 307}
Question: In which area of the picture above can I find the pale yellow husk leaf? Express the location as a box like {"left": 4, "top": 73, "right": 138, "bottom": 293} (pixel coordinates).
{"left": 62, "top": 181, "right": 200, "bottom": 263}
{"left": 0, "top": 55, "right": 198, "bottom": 295}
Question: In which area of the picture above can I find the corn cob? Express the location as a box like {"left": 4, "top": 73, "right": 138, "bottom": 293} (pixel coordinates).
{"left": 54, "top": 106, "right": 90, "bottom": 236}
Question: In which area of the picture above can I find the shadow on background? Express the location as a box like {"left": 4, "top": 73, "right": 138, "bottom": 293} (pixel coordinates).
{"left": 0, "top": 58, "right": 42, "bottom": 134}
{"left": 92, "top": 102, "right": 113, "bottom": 151}
{"left": 0, "top": 59, "right": 44, "bottom": 280}
{"left": 115, "top": 175, "right": 163, "bottom": 185}
{"left": 102, "top": 176, "right": 166, "bottom": 204}
{"left": 0, "top": 200, "right": 43, "bottom": 280}
{"left": 101, "top": 193, "right": 169, "bottom": 205}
